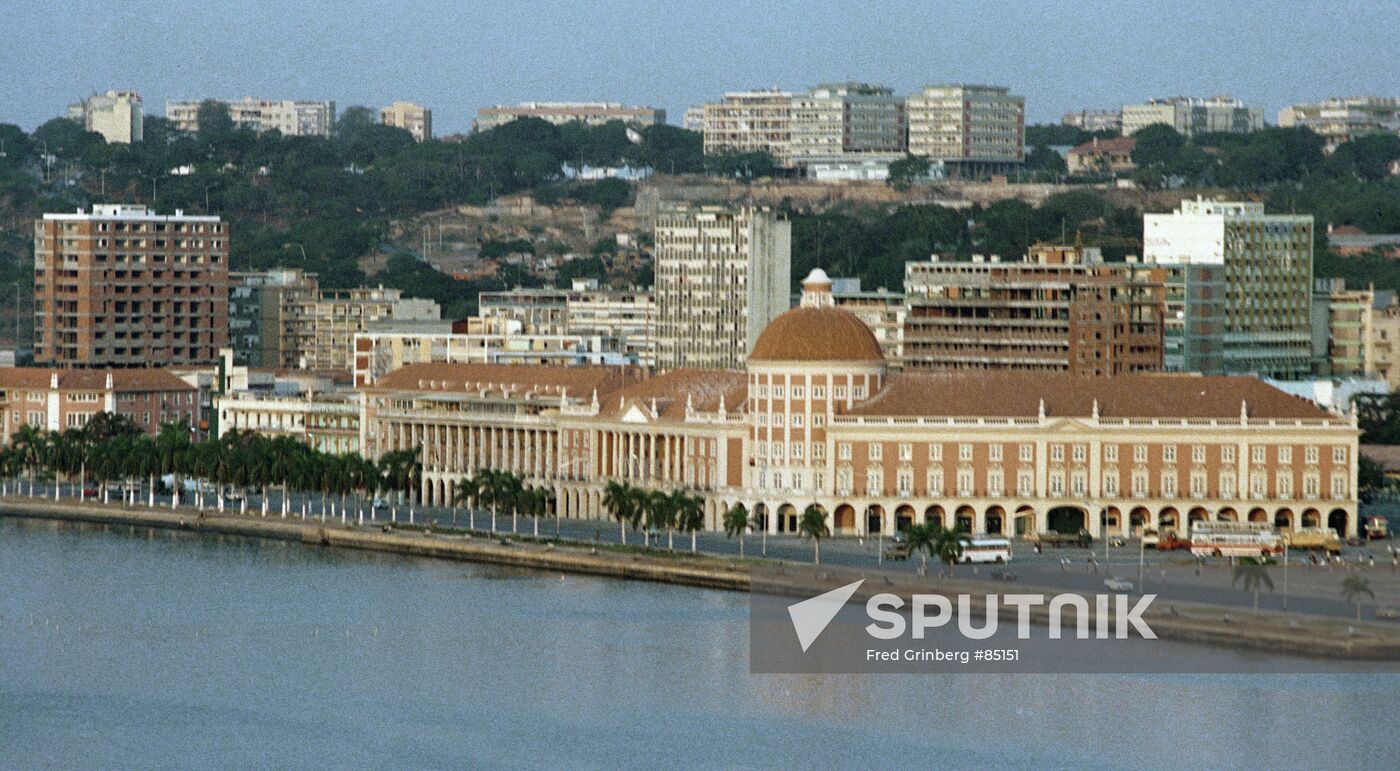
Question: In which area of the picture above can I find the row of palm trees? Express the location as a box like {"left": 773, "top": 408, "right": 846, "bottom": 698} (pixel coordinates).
{"left": 0, "top": 413, "right": 424, "bottom": 522}
{"left": 601, "top": 480, "right": 707, "bottom": 552}
{"left": 720, "top": 501, "right": 972, "bottom": 569}
{"left": 452, "top": 468, "right": 554, "bottom": 537}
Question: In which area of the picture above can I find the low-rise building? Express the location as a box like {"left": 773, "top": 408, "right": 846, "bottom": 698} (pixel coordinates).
{"left": 216, "top": 390, "right": 360, "bottom": 455}
{"left": 0, "top": 367, "right": 198, "bottom": 441}
{"left": 477, "top": 280, "right": 655, "bottom": 368}
{"left": 1061, "top": 109, "right": 1122, "bottom": 134}
{"left": 1067, "top": 136, "right": 1136, "bottom": 175}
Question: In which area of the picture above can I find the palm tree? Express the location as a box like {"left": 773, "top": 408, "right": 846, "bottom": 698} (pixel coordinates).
{"left": 723, "top": 504, "right": 749, "bottom": 558}
{"left": 933, "top": 522, "right": 972, "bottom": 575}
{"left": 14, "top": 423, "right": 45, "bottom": 496}
{"left": 676, "top": 492, "right": 705, "bottom": 553}
{"left": 904, "top": 522, "right": 936, "bottom": 577}
{"left": 155, "top": 422, "right": 193, "bottom": 509}
{"left": 645, "top": 489, "right": 679, "bottom": 550}
{"left": 453, "top": 475, "right": 480, "bottom": 531}
{"left": 519, "top": 485, "right": 549, "bottom": 538}
{"left": 1232, "top": 557, "right": 1275, "bottom": 611}
{"left": 798, "top": 504, "right": 830, "bottom": 564}
{"left": 1342, "top": 576, "right": 1375, "bottom": 623}
{"left": 603, "top": 480, "right": 634, "bottom": 545}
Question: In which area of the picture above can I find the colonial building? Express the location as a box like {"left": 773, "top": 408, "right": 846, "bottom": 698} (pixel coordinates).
{"left": 0, "top": 367, "right": 198, "bottom": 441}
{"left": 358, "top": 270, "right": 1360, "bottom": 538}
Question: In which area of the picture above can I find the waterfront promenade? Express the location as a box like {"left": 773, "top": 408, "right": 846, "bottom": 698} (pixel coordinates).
{"left": 5, "top": 490, "right": 1400, "bottom": 661}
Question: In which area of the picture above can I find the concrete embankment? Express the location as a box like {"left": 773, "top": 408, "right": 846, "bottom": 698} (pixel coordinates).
{"left": 6, "top": 498, "right": 1400, "bottom": 660}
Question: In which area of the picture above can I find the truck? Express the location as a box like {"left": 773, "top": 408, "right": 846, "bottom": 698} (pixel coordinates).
{"left": 1154, "top": 529, "right": 1192, "bottom": 551}
{"left": 1282, "top": 527, "right": 1342, "bottom": 555}
{"left": 1031, "top": 529, "right": 1092, "bottom": 548}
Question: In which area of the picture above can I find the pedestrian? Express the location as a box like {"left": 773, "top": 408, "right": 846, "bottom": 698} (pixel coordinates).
{"left": 1160, "top": 567, "right": 1167, "bottom": 583}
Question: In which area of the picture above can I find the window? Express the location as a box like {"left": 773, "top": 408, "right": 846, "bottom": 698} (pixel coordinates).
{"left": 1104, "top": 444, "right": 1118, "bottom": 463}
{"left": 813, "top": 415, "right": 825, "bottom": 428}
{"left": 929, "top": 444, "right": 943, "bottom": 461}
{"left": 1163, "top": 445, "right": 1177, "bottom": 464}
{"left": 838, "top": 443, "right": 852, "bottom": 461}
{"left": 1050, "top": 444, "right": 1064, "bottom": 462}
{"left": 1019, "top": 444, "right": 1033, "bottom": 462}
{"left": 1133, "top": 445, "right": 1147, "bottom": 463}
{"left": 853, "top": 386, "right": 866, "bottom": 399}
{"left": 957, "top": 468, "right": 974, "bottom": 496}
{"left": 1190, "top": 470, "right": 1208, "bottom": 498}
{"left": 869, "top": 443, "right": 882, "bottom": 461}
{"left": 1276, "top": 471, "right": 1293, "bottom": 499}
{"left": 1305, "top": 446, "right": 1318, "bottom": 464}
{"left": 989, "top": 444, "right": 1003, "bottom": 462}
{"left": 927, "top": 468, "right": 944, "bottom": 496}
{"left": 1250, "top": 471, "right": 1267, "bottom": 499}
{"left": 771, "top": 443, "right": 784, "bottom": 460}
{"left": 1131, "top": 470, "right": 1148, "bottom": 497}
{"left": 987, "top": 469, "right": 1003, "bottom": 497}
{"left": 791, "top": 443, "right": 804, "bottom": 460}
{"left": 1303, "top": 472, "right": 1319, "bottom": 498}
{"left": 1331, "top": 473, "right": 1348, "bottom": 500}
{"left": 836, "top": 469, "right": 852, "bottom": 495}
{"left": 1222, "top": 445, "right": 1236, "bottom": 464}
{"left": 792, "top": 386, "right": 804, "bottom": 399}
{"left": 1017, "top": 469, "right": 1034, "bottom": 496}
{"left": 812, "top": 443, "right": 825, "bottom": 460}
{"left": 812, "top": 386, "right": 825, "bottom": 399}
{"left": 866, "top": 469, "right": 884, "bottom": 495}
{"left": 896, "top": 468, "right": 913, "bottom": 496}
{"left": 1049, "top": 470, "right": 1065, "bottom": 496}
{"left": 1219, "top": 472, "right": 1237, "bottom": 500}
{"left": 1192, "top": 445, "right": 1206, "bottom": 464}
{"left": 791, "top": 414, "right": 804, "bottom": 427}
{"left": 1104, "top": 472, "right": 1119, "bottom": 497}
{"left": 959, "top": 443, "right": 973, "bottom": 462}
{"left": 1333, "top": 446, "right": 1347, "bottom": 464}
{"left": 1160, "top": 471, "right": 1178, "bottom": 498}
{"left": 772, "top": 414, "right": 784, "bottom": 427}
{"left": 1072, "top": 444, "right": 1086, "bottom": 463}
{"left": 773, "top": 386, "right": 784, "bottom": 398}
{"left": 834, "top": 386, "right": 847, "bottom": 399}
{"left": 1071, "top": 470, "right": 1087, "bottom": 496}
{"left": 756, "top": 386, "right": 767, "bottom": 398}
{"left": 1252, "top": 446, "right": 1266, "bottom": 465}
{"left": 898, "top": 443, "right": 913, "bottom": 461}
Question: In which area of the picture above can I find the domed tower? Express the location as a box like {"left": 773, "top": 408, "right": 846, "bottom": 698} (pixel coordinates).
{"left": 746, "top": 268, "right": 885, "bottom": 530}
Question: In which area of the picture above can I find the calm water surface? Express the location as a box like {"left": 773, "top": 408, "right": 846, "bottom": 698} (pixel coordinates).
{"left": 1, "top": 516, "right": 1397, "bottom": 769}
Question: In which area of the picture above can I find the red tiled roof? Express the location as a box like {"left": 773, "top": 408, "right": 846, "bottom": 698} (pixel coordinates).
{"left": 595, "top": 369, "right": 748, "bottom": 419}
{"left": 847, "top": 372, "right": 1333, "bottom": 420}
{"left": 0, "top": 368, "right": 194, "bottom": 392}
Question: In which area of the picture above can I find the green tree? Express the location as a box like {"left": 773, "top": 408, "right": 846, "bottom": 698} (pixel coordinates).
{"left": 1342, "top": 575, "right": 1375, "bottom": 622}
{"left": 723, "top": 503, "right": 749, "bottom": 558}
{"left": 1232, "top": 557, "right": 1275, "bottom": 611}
{"left": 798, "top": 504, "right": 830, "bottom": 564}
{"left": 676, "top": 492, "right": 705, "bottom": 553}
{"left": 886, "top": 154, "right": 931, "bottom": 190}
{"left": 933, "top": 522, "right": 972, "bottom": 574}
{"left": 602, "top": 480, "right": 635, "bottom": 545}
{"left": 1130, "top": 124, "right": 1186, "bottom": 167}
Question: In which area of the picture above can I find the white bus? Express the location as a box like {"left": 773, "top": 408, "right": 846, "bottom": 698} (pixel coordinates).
{"left": 1189, "top": 522, "right": 1282, "bottom": 558}
{"left": 960, "top": 537, "right": 1013, "bottom": 564}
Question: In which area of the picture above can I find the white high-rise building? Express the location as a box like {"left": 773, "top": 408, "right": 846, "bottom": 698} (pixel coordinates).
{"left": 654, "top": 204, "right": 791, "bottom": 370}
{"left": 1144, "top": 197, "right": 1314, "bottom": 377}
{"left": 905, "top": 84, "right": 1024, "bottom": 176}
{"left": 1279, "top": 96, "right": 1400, "bottom": 151}
{"left": 1121, "top": 96, "right": 1263, "bottom": 137}
{"left": 67, "top": 91, "right": 143, "bottom": 144}
{"left": 702, "top": 90, "right": 795, "bottom": 166}
{"left": 380, "top": 101, "right": 433, "bottom": 142}
{"left": 165, "top": 98, "right": 336, "bottom": 137}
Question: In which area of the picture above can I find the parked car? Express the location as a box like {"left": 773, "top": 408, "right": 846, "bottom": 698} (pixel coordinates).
{"left": 1376, "top": 606, "right": 1400, "bottom": 621}
{"left": 883, "top": 543, "right": 910, "bottom": 560}
{"left": 1104, "top": 577, "right": 1134, "bottom": 592}
{"left": 1108, "top": 535, "right": 1126, "bottom": 547}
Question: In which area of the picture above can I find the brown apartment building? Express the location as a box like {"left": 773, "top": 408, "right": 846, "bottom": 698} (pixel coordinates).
{"left": 35, "top": 204, "right": 228, "bottom": 368}
{"left": 902, "top": 244, "right": 1165, "bottom": 376}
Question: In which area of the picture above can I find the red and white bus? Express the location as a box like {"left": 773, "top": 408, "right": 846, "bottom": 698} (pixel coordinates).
{"left": 1189, "top": 522, "right": 1283, "bottom": 558}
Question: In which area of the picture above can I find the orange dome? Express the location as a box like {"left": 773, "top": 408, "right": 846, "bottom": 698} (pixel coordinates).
{"left": 749, "top": 306, "right": 885, "bottom": 363}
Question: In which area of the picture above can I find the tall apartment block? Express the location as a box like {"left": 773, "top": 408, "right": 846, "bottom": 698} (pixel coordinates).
{"left": 702, "top": 90, "right": 795, "bottom": 166}
{"left": 653, "top": 204, "right": 791, "bottom": 370}
{"left": 165, "top": 98, "right": 336, "bottom": 137}
{"left": 1144, "top": 197, "right": 1314, "bottom": 378}
{"left": 1278, "top": 96, "right": 1400, "bottom": 151}
{"left": 902, "top": 245, "right": 1165, "bottom": 376}
{"left": 229, "top": 269, "right": 321, "bottom": 367}
{"left": 34, "top": 204, "right": 228, "bottom": 368}
{"left": 905, "top": 85, "right": 1025, "bottom": 176}
{"left": 66, "top": 90, "right": 143, "bottom": 144}
{"left": 473, "top": 102, "right": 665, "bottom": 132}
{"left": 1121, "top": 96, "right": 1263, "bottom": 137}
{"left": 788, "top": 82, "right": 906, "bottom": 163}
{"left": 381, "top": 101, "right": 432, "bottom": 142}
{"left": 1310, "top": 278, "right": 1373, "bottom": 378}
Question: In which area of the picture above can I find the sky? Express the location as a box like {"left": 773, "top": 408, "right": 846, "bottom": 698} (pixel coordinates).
{"left": 3, "top": 0, "right": 1398, "bottom": 135}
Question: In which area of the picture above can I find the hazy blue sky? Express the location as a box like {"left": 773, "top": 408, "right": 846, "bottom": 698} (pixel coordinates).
{"left": 3, "top": 0, "right": 1398, "bottom": 134}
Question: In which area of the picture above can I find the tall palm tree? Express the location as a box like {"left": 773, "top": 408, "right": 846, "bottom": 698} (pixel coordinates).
{"left": 904, "top": 522, "right": 936, "bottom": 577}
{"left": 723, "top": 504, "right": 749, "bottom": 558}
{"left": 1342, "top": 576, "right": 1375, "bottom": 623}
{"left": 798, "top": 504, "right": 830, "bottom": 564}
{"left": 676, "top": 492, "right": 705, "bottom": 553}
{"left": 603, "top": 480, "right": 633, "bottom": 545}
{"left": 155, "top": 422, "right": 193, "bottom": 509}
{"left": 1232, "top": 557, "right": 1275, "bottom": 611}
{"left": 644, "top": 489, "right": 677, "bottom": 550}
{"left": 933, "top": 522, "right": 972, "bottom": 576}
{"left": 519, "top": 485, "right": 549, "bottom": 538}
{"left": 453, "top": 475, "right": 480, "bottom": 531}
{"left": 13, "top": 423, "right": 46, "bottom": 496}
